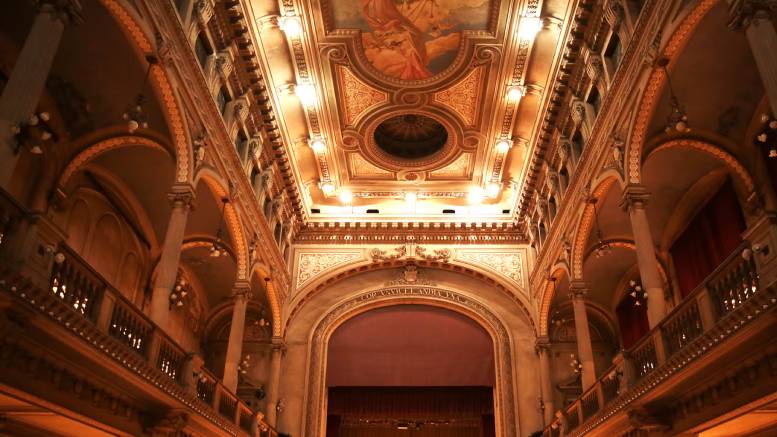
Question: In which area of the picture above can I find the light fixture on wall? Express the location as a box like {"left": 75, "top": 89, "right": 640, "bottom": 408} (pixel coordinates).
{"left": 588, "top": 197, "right": 611, "bottom": 258}
{"left": 169, "top": 271, "right": 190, "bottom": 308}
{"left": 122, "top": 55, "right": 158, "bottom": 134}
{"left": 656, "top": 57, "right": 690, "bottom": 134}
{"left": 569, "top": 353, "right": 583, "bottom": 374}
{"left": 11, "top": 112, "right": 56, "bottom": 155}
{"left": 627, "top": 279, "right": 647, "bottom": 306}
{"left": 210, "top": 197, "right": 229, "bottom": 258}
{"left": 238, "top": 354, "right": 251, "bottom": 375}
{"left": 756, "top": 113, "right": 777, "bottom": 158}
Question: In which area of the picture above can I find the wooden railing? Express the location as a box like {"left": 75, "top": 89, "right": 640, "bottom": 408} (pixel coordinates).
{"left": 542, "top": 241, "right": 769, "bottom": 436}
{"left": 0, "top": 223, "right": 278, "bottom": 436}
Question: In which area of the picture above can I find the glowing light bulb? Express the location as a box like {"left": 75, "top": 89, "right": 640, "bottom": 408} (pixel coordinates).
{"left": 295, "top": 83, "right": 317, "bottom": 107}
{"left": 310, "top": 139, "right": 326, "bottom": 154}
{"left": 468, "top": 187, "right": 484, "bottom": 204}
{"left": 279, "top": 16, "right": 302, "bottom": 38}
{"left": 339, "top": 190, "right": 353, "bottom": 204}
{"left": 496, "top": 139, "right": 512, "bottom": 153}
{"left": 518, "top": 16, "right": 543, "bottom": 40}
{"left": 405, "top": 192, "right": 417, "bottom": 204}
{"left": 506, "top": 86, "right": 524, "bottom": 101}
{"left": 486, "top": 182, "right": 501, "bottom": 198}
{"left": 321, "top": 183, "right": 335, "bottom": 195}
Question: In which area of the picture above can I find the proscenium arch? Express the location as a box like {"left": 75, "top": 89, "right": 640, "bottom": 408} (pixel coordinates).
{"left": 625, "top": 0, "right": 719, "bottom": 184}
{"left": 304, "top": 287, "right": 518, "bottom": 437}
{"left": 286, "top": 259, "right": 536, "bottom": 336}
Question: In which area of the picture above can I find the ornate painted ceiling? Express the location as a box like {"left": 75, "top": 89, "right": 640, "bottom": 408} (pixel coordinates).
{"left": 248, "top": 0, "right": 573, "bottom": 223}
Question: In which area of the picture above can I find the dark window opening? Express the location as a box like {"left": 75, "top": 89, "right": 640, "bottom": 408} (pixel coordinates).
{"left": 587, "top": 86, "right": 602, "bottom": 115}
{"left": 235, "top": 130, "right": 248, "bottom": 160}
{"left": 217, "top": 87, "right": 231, "bottom": 115}
{"left": 605, "top": 33, "right": 623, "bottom": 69}
{"left": 571, "top": 130, "right": 584, "bottom": 158}
{"left": 366, "top": 209, "right": 379, "bottom": 214}
{"left": 194, "top": 34, "right": 212, "bottom": 69}
{"left": 442, "top": 209, "right": 455, "bottom": 214}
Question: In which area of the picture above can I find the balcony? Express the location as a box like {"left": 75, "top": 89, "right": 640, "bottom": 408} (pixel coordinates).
{"left": 0, "top": 190, "right": 279, "bottom": 436}
{"left": 543, "top": 242, "right": 777, "bottom": 436}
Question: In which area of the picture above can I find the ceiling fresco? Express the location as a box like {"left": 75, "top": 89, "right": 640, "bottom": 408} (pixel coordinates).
{"left": 330, "top": 0, "right": 493, "bottom": 81}
{"left": 253, "top": 0, "right": 566, "bottom": 222}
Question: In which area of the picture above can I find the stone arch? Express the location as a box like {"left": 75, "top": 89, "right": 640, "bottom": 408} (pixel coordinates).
{"left": 571, "top": 176, "right": 618, "bottom": 279}
{"left": 538, "top": 266, "right": 569, "bottom": 337}
{"left": 197, "top": 171, "right": 249, "bottom": 283}
{"left": 625, "top": 0, "right": 719, "bottom": 184}
{"left": 303, "top": 287, "right": 519, "bottom": 437}
{"left": 97, "top": 0, "right": 193, "bottom": 183}
{"left": 248, "top": 260, "right": 282, "bottom": 338}
{"left": 56, "top": 135, "right": 171, "bottom": 190}
{"left": 645, "top": 138, "right": 756, "bottom": 193}
{"left": 287, "top": 258, "right": 535, "bottom": 336}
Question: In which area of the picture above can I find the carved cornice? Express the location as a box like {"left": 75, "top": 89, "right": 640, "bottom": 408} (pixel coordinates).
{"left": 294, "top": 222, "right": 526, "bottom": 245}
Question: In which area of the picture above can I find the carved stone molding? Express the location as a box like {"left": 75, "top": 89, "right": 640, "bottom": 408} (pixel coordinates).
{"left": 296, "top": 252, "right": 362, "bottom": 289}
{"left": 304, "top": 286, "right": 518, "bottom": 437}
{"left": 456, "top": 250, "right": 524, "bottom": 287}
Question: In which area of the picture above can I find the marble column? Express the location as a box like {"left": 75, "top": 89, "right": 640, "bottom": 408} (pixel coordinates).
{"left": 569, "top": 282, "right": 596, "bottom": 390}
{"left": 223, "top": 283, "right": 252, "bottom": 392}
{"left": 266, "top": 335, "right": 284, "bottom": 426}
{"left": 621, "top": 184, "right": 667, "bottom": 327}
{"left": 149, "top": 185, "right": 195, "bottom": 329}
{"left": 536, "top": 336, "right": 556, "bottom": 425}
{"left": 728, "top": 0, "right": 777, "bottom": 114}
{"left": 0, "top": 0, "right": 81, "bottom": 187}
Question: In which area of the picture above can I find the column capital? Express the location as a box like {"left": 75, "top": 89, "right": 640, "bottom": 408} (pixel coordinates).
{"left": 167, "top": 184, "right": 196, "bottom": 209}
{"left": 231, "top": 283, "right": 252, "bottom": 301}
{"left": 728, "top": 0, "right": 777, "bottom": 30}
{"left": 620, "top": 184, "right": 651, "bottom": 211}
{"left": 568, "top": 280, "right": 588, "bottom": 300}
{"left": 535, "top": 335, "right": 551, "bottom": 353}
{"left": 36, "top": 0, "right": 83, "bottom": 25}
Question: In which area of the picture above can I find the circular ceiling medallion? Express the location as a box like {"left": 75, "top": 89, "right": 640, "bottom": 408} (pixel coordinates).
{"left": 373, "top": 114, "right": 448, "bottom": 160}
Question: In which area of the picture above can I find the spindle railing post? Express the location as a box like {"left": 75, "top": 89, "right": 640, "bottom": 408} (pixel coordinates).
{"left": 95, "top": 289, "right": 116, "bottom": 333}
{"left": 696, "top": 287, "right": 717, "bottom": 331}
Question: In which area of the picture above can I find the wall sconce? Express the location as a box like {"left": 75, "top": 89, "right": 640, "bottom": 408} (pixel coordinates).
{"left": 11, "top": 112, "right": 56, "bottom": 155}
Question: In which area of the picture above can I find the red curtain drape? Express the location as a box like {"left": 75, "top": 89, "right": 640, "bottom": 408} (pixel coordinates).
{"left": 326, "top": 387, "right": 494, "bottom": 437}
{"left": 616, "top": 294, "right": 649, "bottom": 349}
{"left": 670, "top": 178, "right": 745, "bottom": 298}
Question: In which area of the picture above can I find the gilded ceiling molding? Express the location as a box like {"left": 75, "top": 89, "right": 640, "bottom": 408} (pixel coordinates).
{"left": 99, "top": 0, "right": 192, "bottom": 184}
{"left": 429, "top": 153, "right": 472, "bottom": 178}
{"left": 626, "top": 0, "right": 718, "bottom": 184}
{"left": 304, "top": 286, "right": 518, "bottom": 437}
{"left": 348, "top": 153, "right": 393, "bottom": 178}
{"left": 648, "top": 139, "right": 755, "bottom": 192}
{"left": 57, "top": 136, "right": 169, "bottom": 189}
{"left": 337, "top": 65, "right": 388, "bottom": 126}
{"left": 433, "top": 66, "right": 484, "bottom": 126}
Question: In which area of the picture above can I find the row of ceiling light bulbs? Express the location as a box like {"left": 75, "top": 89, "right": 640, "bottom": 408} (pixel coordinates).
{"left": 322, "top": 184, "right": 502, "bottom": 207}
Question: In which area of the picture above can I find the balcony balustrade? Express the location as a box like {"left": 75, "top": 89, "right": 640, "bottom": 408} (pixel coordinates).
{"left": 542, "top": 241, "right": 775, "bottom": 436}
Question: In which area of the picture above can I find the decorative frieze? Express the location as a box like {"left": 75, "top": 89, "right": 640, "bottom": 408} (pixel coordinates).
{"left": 456, "top": 250, "right": 524, "bottom": 287}
{"left": 295, "top": 251, "right": 362, "bottom": 289}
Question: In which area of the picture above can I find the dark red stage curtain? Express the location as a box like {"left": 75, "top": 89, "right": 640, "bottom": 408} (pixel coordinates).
{"left": 616, "top": 294, "right": 650, "bottom": 349}
{"left": 670, "top": 178, "right": 745, "bottom": 298}
{"left": 326, "top": 387, "right": 494, "bottom": 437}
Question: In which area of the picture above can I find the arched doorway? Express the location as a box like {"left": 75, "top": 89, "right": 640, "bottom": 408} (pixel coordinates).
{"left": 325, "top": 304, "right": 496, "bottom": 436}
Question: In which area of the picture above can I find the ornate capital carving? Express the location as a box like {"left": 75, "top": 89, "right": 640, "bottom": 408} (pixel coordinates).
{"left": 728, "top": 0, "right": 777, "bottom": 30}
{"left": 231, "top": 284, "right": 253, "bottom": 301}
{"left": 167, "top": 185, "right": 196, "bottom": 209}
{"left": 620, "top": 183, "right": 651, "bottom": 211}
{"left": 570, "top": 98, "right": 586, "bottom": 124}
{"left": 535, "top": 335, "right": 551, "bottom": 354}
{"left": 568, "top": 281, "right": 588, "bottom": 300}
{"left": 603, "top": 0, "right": 625, "bottom": 28}
{"left": 37, "top": 0, "right": 83, "bottom": 25}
